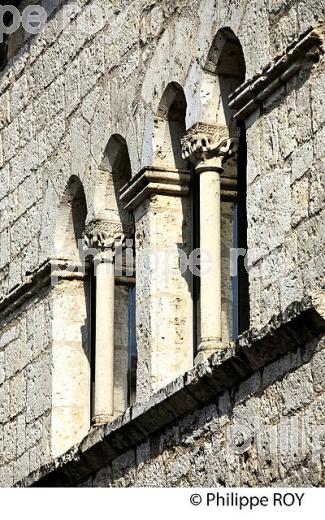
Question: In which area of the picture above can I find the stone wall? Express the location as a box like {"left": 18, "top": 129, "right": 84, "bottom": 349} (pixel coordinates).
{"left": 0, "top": 0, "right": 324, "bottom": 486}
{"left": 86, "top": 338, "right": 324, "bottom": 487}
{"left": 21, "top": 302, "right": 325, "bottom": 487}
{"left": 246, "top": 52, "right": 325, "bottom": 328}
{"left": 0, "top": 289, "right": 52, "bottom": 486}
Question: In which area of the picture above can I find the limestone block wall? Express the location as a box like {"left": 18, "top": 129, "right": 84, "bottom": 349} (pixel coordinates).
{"left": 0, "top": 0, "right": 324, "bottom": 486}
{"left": 81, "top": 337, "right": 324, "bottom": 487}
{"left": 51, "top": 278, "right": 90, "bottom": 458}
{"left": 0, "top": 291, "right": 52, "bottom": 486}
{"left": 246, "top": 52, "right": 325, "bottom": 328}
{"left": 24, "top": 304, "right": 324, "bottom": 488}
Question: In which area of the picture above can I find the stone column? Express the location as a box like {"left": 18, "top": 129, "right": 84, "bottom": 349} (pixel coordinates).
{"left": 94, "top": 247, "right": 115, "bottom": 424}
{"left": 181, "top": 123, "right": 239, "bottom": 361}
{"left": 120, "top": 167, "right": 192, "bottom": 402}
{"left": 85, "top": 224, "right": 123, "bottom": 425}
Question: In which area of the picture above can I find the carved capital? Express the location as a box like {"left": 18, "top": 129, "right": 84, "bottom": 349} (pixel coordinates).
{"left": 83, "top": 220, "right": 125, "bottom": 254}
{"left": 181, "top": 123, "right": 240, "bottom": 171}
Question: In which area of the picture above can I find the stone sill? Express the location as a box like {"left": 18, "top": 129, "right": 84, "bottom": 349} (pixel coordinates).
{"left": 19, "top": 297, "right": 325, "bottom": 487}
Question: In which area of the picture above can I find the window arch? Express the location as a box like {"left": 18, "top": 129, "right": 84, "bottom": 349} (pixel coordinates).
{"left": 88, "top": 134, "right": 136, "bottom": 425}
{"left": 54, "top": 175, "right": 87, "bottom": 263}
{"left": 153, "top": 81, "right": 188, "bottom": 169}
{"left": 51, "top": 175, "right": 90, "bottom": 457}
{"left": 102, "top": 134, "right": 136, "bottom": 413}
{"left": 190, "top": 28, "right": 249, "bottom": 353}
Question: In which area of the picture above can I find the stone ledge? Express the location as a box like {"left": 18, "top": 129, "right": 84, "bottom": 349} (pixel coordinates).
{"left": 0, "top": 261, "right": 51, "bottom": 323}
{"left": 0, "top": 259, "right": 86, "bottom": 324}
{"left": 229, "top": 23, "right": 325, "bottom": 120}
{"left": 120, "top": 166, "right": 191, "bottom": 211}
{"left": 19, "top": 297, "right": 325, "bottom": 487}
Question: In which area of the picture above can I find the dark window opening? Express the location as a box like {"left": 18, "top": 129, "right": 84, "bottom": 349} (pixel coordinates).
{"left": 231, "top": 121, "right": 250, "bottom": 338}
{"left": 0, "top": 2, "right": 24, "bottom": 71}
{"left": 235, "top": 120, "right": 250, "bottom": 335}
{"left": 86, "top": 255, "right": 96, "bottom": 421}
{"left": 0, "top": 9, "right": 12, "bottom": 71}
{"left": 191, "top": 164, "right": 200, "bottom": 358}
{"left": 127, "top": 285, "right": 137, "bottom": 407}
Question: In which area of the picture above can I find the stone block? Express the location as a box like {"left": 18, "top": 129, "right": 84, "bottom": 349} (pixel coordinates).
{"left": 0, "top": 228, "right": 10, "bottom": 269}
{"left": 13, "top": 452, "right": 29, "bottom": 483}
{"left": 311, "top": 350, "right": 325, "bottom": 393}
{"left": 309, "top": 160, "right": 325, "bottom": 216}
{"left": 9, "top": 371, "right": 27, "bottom": 418}
{"left": 26, "top": 354, "right": 51, "bottom": 423}
{"left": 291, "top": 140, "right": 313, "bottom": 184}
{"left": 291, "top": 174, "right": 309, "bottom": 228}
{"left": 2, "top": 119, "right": 20, "bottom": 164}
{"left": 16, "top": 413, "right": 26, "bottom": 458}
{"left": 0, "top": 163, "right": 9, "bottom": 201}
{"left": 0, "top": 90, "right": 10, "bottom": 131}
{"left": 3, "top": 419, "right": 17, "bottom": 462}
{"left": 281, "top": 366, "right": 314, "bottom": 415}
{"left": 65, "top": 59, "right": 81, "bottom": 116}
{"left": 10, "top": 75, "right": 29, "bottom": 120}
{"left": 311, "top": 63, "right": 325, "bottom": 132}
{"left": 0, "top": 463, "right": 14, "bottom": 487}
{"left": 0, "top": 325, "right": 19, "bottom": 350}
{"left": 0, "top": 381, "right": 10, "bottom": 423}
{"left": 5, "top": 337, "right": 30, "bottom": 380}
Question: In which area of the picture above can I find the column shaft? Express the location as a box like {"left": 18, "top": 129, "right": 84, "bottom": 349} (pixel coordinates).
{"left": 93, "top": 253, "right": 115, "bottom": 424}
{"left": 181, "top": 122, "right": 240, "bottom": 362}
{"left": 196, "top": 168, "right": 223, "bottom": 361}
{"left": 200, "top": 169, "right": 222, "bottom": 344}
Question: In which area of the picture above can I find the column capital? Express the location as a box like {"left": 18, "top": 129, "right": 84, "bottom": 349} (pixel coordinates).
{"left": 83, "top": 220, "right": 125, "bottom": 255}
{"left": 181, "top": 122, "right": 240, "bottom": 172}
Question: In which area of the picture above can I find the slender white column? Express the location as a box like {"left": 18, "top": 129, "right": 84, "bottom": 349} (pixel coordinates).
{"left": 84, "top": 224, "right": 124, "bottom": 425}
{"left": 182, "top": 122, "right": 239, "bottom": 361}
{"left": 197, "top": 164, "right": 223, "bottom": 357}
{"left": 93, "top": 249, "right": 115, "bottom": 424}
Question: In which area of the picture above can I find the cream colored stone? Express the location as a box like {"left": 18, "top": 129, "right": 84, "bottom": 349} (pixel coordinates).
{"left": 181, "top": 123, "right": 239, "bottom": 360}
{"left": 51, "top": 280, "right": 90, "bottom": 457}
{"left": 0, "top": 0, "right": 324, "bottom": 488}
{"left": 93, "top": 252, "right": 115, "bottom": 425}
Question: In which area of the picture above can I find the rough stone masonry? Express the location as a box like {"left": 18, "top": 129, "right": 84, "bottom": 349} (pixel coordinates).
{"left": 0, "top": 0, "right": 324, "bottom": 487}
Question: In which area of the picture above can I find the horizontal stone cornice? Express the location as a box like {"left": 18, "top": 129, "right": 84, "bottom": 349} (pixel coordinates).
{"left": 20, "top": 297, "right": 325, "bottom": 487}
{"left": 0, "top": 261, "right": 52, "bottom": 324}
{"left": 0, "top": 260, "right": 86, "bottom": 324}
{"left": 229, "top": 24, "right": 325, "bottom": 120}
{"left": 120, "top": 166, "right": 191, "bottom": 211}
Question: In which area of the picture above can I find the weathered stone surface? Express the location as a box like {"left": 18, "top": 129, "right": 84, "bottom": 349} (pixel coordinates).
{"left": 0, "top": 0, "right": 324, "bottom": 488}
{"left": 14, "top": 301, "right": 325, "bottom": 487}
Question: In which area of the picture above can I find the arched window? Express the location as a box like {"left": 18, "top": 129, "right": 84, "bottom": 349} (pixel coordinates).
{"left": 154, "top": 81, "right": 187, "bottom": 169}
{"left": 88, "top": 135, "right": 136, "bottom": 425}
{"left": 51, "top": 176, "right": 90, "bottom": 457}
{"left": 120, "top": 83, "right": 193, "bottom": 399}
{"left": 202, "top": 27, "right": 249, "bottom": 341}
{"left": 184, "top": 29, "right": 249, "bottom": 360}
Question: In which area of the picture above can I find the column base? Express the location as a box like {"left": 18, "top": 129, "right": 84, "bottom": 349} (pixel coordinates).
{"left": 195, "top": 338, "right": 224, "bottom": 363}
{"left": 92, "top": 414, "right": 114, "bottom": 426}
